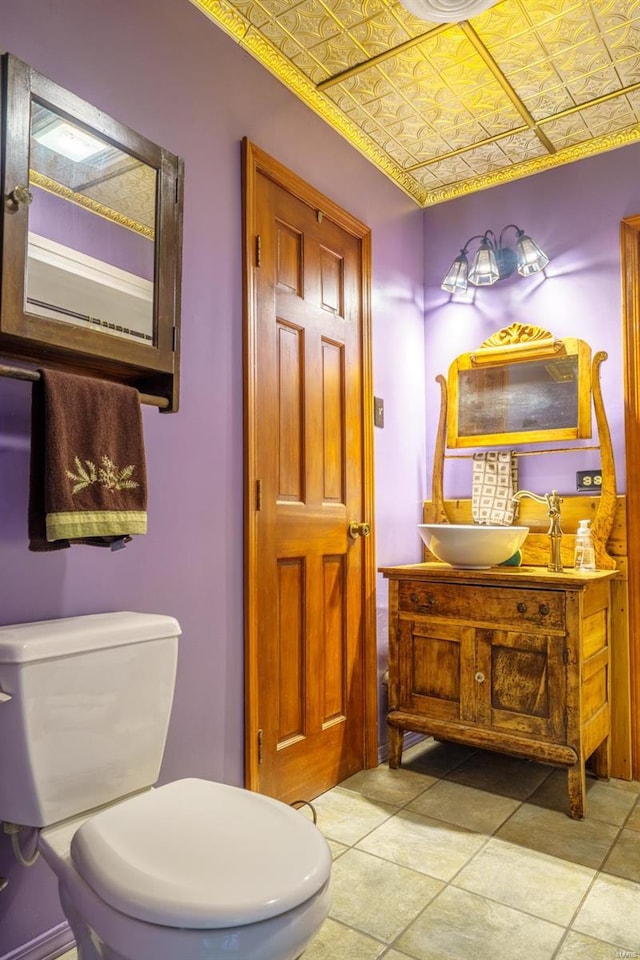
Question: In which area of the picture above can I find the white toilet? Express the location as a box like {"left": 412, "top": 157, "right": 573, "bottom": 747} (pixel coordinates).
{"left": 0, "top": 612, "right": 332, "bottom": 960}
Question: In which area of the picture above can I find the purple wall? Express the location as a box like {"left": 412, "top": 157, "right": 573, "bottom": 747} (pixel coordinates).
{"left": 0, "top": 0, "right": 425, "bottom": 954}
{"left": 423, "top": 147, "right": 638, "bottom": 499}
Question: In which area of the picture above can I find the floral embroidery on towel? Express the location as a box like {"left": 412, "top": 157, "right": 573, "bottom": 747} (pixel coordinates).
{"left": 66, "top": 456, "right": 140, "bottom": 495}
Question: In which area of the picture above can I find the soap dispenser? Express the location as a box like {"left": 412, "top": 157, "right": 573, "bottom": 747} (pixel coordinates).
{"left": 574, "top": 519, "right": 596, "bottom": 571}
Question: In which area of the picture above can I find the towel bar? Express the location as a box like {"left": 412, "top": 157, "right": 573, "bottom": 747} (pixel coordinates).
{"left": 444, "top": 445, "right": 601, "bottom": 459}
{"left": 0, "top": 363, "right": 170, "bottom": 410}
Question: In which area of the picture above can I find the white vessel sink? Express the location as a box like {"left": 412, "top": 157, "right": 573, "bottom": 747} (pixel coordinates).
{"left": 418, "top": 523, "right": 530, "bottom": 569}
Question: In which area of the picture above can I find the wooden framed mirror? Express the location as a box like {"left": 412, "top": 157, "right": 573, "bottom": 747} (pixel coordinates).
{"left": 430, "top": 322, "right": 617, "bottom": 571}
{"left": 0, "top": 52, "right": 183, "bottom": 410}
{"left": 447, "top": 324, "right": 592, "bottom": 448}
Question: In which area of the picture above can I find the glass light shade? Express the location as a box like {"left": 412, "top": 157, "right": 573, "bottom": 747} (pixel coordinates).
{"left": 32, "top": 119, "right": 105, "bottom": 162}
{"left": 468, "top": 240, "right": 499, "bottom": 286}
{"left": 516, "top": 233, "right": 549, "bottom": 276}
{"left": 399, "top": 0, "right": 500, "bottom": 22}
{"left": 441, "top": 251, "right": 469, "bottom": 293}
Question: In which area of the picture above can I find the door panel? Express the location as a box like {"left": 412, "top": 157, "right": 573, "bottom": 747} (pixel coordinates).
{"left": 397, "top": 618, "right": 467, "bottom": 722}
{"left": 476, "top": 629, "right": 566, "bottom": 740}
{"left": 277, "top": 320, "right": 303, "bottom": 500}
{"left": 276, "top": 558, "right": 305, "bottom": 745}
{"left": 244, "top": 141, "right": 377, "bottom": 803}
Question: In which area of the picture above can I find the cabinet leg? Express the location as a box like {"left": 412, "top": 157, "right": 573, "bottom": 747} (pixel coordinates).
{"left": 567, "top": 763, "right": 586, "bottom": 820}
{"left": 591, "top": 737, "right": 610, "bottom": 780}
{"left": 388, "top": 726, "right": 403, "bottom": 769}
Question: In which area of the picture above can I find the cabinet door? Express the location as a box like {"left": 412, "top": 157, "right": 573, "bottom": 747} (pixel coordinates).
{"left": 475, "top": 629, "right": 566, "bottom": 740}
{"left": 396, "top": 618, "right": 475, "bottom": 722}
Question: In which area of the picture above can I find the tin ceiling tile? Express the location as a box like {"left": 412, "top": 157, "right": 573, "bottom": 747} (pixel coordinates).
{"left": 348, "top": 8, "right": 415, "bottom": 56}
{"left": 565, "top": 67, "right": 627, "bottom": 104}
{"left": 578, "top": 98, "right": 639, "bottom": 134}
{"left": 327, "top": 0, "right": 390, "bottom": 31}
{"left": 290, "top": 50, "right": 333, "bottom": 84}
{"left": 339, "top": 64, "right": 397, "bottom": 99}
{"left": 191, "top": 0, "right": 640, "bottom": 205}
{"left": 276, "top": 0, "right": 342, "bottom": 45}
{"left": 615, "top": 53, "right": 640, "bottom": 86}
{"left": 540, "top": 114, "right": 591, "bottom": 148}
{"left": 525, "top": 90, "right": 577, "bottom": 119}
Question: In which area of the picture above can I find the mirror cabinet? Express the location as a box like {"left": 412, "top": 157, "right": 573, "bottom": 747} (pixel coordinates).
{"left": 447, "top": 328, "right": 592, "bottom": 447}
{"left": 0, "top": 53, "right": 184, "bottom": 410}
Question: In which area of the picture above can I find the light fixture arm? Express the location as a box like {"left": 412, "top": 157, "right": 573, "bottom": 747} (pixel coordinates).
{"left": 458, "top": 233, "right": 489, "bottom": 254}
{"left": 498, "top": 223, "right": 525, "bottom": 246}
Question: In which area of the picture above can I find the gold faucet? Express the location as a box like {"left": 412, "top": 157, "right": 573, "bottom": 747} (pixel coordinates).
{"left": 512, "top": 489, "right": 564, "bottom": 573}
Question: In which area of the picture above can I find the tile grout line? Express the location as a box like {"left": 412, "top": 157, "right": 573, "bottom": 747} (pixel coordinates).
{"left": 316, "top": 752, "right": 639, "bottom": 960}
{"left": 548, "top": 806, "right": 636, "bottom": 959}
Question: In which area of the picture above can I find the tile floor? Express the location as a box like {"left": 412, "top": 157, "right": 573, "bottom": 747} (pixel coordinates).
{"left": 59, "top": 739, "right": 640, "bottom": 960}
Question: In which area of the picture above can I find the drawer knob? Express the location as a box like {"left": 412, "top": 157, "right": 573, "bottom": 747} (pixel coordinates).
{"left": 539, "top": 603, "right": 550, "bottom": 616}
{"left": 474, "top": 671, "right": 485, "bottom": 683}
{"left": 517, "top": 602, "right": 527, "bottom": 614}
{"left": 409, "top": 594, "right": 435, "bottom": 606}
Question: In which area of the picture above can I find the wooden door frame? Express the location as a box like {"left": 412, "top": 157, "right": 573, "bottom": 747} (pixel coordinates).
{"left": 242, "top": 139, "right": 378, "bottom": 791}
{"left": 621, "top": 214, "right": 640, "bottom": 780}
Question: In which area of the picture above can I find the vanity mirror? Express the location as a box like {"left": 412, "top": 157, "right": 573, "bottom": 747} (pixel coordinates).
{"left": 447, "top": 325, "right": 592, "bottom": 447}
{"left": 0, "top": 53, "right": 183, "bottom": 410}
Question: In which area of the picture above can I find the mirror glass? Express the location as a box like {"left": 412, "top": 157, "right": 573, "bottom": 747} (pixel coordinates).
{"left": 27, "top": 102, "right": 157, "bottom": 344}
{"left": 457, "top": 356, "right": 580, "bottom": 438}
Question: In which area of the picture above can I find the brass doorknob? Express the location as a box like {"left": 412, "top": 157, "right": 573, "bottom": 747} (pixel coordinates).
{"left": 348, "top": 520, "right": 371, "bottom": 539}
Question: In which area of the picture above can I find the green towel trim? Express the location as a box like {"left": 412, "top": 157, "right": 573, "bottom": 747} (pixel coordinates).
{"left": 47, "top": 510, "right": 147, "bottom": 541}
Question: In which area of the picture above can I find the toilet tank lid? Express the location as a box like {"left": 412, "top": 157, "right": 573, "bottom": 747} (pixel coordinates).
{"left": 0, "top": 612, "right": 181, "bottom": 663}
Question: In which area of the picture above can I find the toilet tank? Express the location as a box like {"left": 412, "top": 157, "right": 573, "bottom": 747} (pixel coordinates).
{"left": 0, "top": 612, "right": 181, "bottom": 828}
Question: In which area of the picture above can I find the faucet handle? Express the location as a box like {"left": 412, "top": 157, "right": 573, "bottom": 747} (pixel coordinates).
{"left": 512, "top": 489, "right": 547, "bottom": 505}
{"left": 546, "top": 490, "right": 563, "bottom": 515}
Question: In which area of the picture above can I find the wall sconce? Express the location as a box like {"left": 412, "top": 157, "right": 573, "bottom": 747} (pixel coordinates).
{"left": 441, "top": 224, "right": 549, "bottom": 294}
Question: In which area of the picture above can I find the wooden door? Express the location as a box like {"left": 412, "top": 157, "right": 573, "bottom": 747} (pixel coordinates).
{"left": 243, "top": 141, "right": 377, "bottom": 804}
{"left": 621, "top": 214, "right": 640, "bottom": 780}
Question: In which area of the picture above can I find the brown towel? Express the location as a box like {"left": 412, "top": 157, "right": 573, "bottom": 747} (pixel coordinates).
{"left": 29, "top": 369, "right": 147, "bottom": 551}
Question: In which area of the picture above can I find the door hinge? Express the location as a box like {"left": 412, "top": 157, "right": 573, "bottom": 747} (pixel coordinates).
{"left": 256, "top": 234, "right": 262, "bottom": 267}
{"left": 563, "top": 646, "right": 569, "bottom": 664}
{"left": 256, "top": 478, "right": 263, "bottom": 511}
{"left": 257, "top": 728, "right": 264, "bottom": 764}
{"left": 172, "top": 325, "right": 176, "bottom": 352}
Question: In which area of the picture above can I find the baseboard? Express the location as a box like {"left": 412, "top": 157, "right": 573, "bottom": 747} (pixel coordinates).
{"left": 1, "top": 923, "right": 74, "bottom": 960}
{"left": 377, "top": 731, "right": 427, "bottom": 765}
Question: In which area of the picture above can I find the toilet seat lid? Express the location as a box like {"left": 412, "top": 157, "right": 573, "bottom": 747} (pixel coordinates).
{"left": 70, "top": 778, "right": 331, "bottom": 928}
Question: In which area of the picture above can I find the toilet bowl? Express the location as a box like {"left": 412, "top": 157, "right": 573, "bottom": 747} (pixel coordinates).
{"left": 0, "top": 613, "right": 332, "bottom": 960}
{"left": 38, "top": 779, "right": 332, "bottom": 960}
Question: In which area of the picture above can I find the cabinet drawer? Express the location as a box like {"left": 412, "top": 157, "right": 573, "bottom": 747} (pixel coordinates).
{"left": 398, "top": 581, "right": 565, "bottom": 630}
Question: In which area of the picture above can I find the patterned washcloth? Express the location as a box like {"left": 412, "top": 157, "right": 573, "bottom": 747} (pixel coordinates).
{"left": 471, "top": 451, "right": 519, "bottom": 526}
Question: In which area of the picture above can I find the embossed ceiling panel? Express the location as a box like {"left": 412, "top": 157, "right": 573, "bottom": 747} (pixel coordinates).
{"left": 190, "top": 0, "right": 640, "bottom": 205}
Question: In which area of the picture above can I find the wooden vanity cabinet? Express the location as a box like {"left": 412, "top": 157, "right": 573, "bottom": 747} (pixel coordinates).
{"left": 380, "top": 564, "right": 617, "bottom": 819}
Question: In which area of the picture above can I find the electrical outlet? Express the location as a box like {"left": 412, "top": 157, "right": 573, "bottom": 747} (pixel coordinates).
{"left": 576, "top": 470, "right": 602, "bottom": 493}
